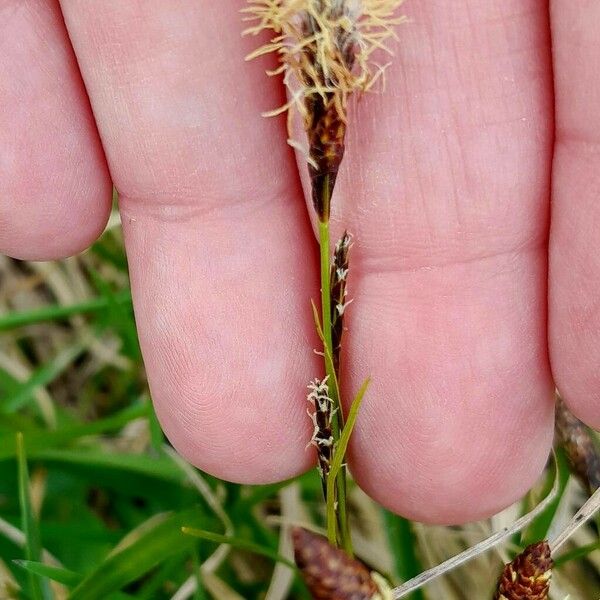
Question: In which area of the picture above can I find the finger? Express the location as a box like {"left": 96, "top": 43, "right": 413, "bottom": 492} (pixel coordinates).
{"left": 58, "top": 0, "right": 318, "bottom": 482}
{"left": 0, "top": 1, "right": 111, "bottom": 260}
{"left": 549, "top": 1, "right": 600, "bottom": 428}
{"left": 331, "top": 0, "right": 555, "bottom": 523}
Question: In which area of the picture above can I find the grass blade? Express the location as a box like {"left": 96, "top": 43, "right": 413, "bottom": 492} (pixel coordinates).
{"left": 14, "top": 561, "right": 80, "bottom": 586}
{"left": 13, "top": 561, "right": 136, "bottom": 600}
{"left": 4, "top": 342, "right": 87, "bottom": 412}
{"left": 182, "top": 528, "right": 296, "bottom": 569}
{"left": 16, "top": 433, "right": 52, "bottom": 600}
{"left": 554, "top": 540, "right": 600, "bottom": 567}
{"left": 11, "top": 448, "right": 188, "bottom": 485}
{"left": 0, "top": 290, "right": 132, "bottom": 332}
{"left": 383, "top": 511, "right": 425, "bottom": 599}
{"left": 326, "top": 377, "right": 370, "bottom": 543}
{"left": 392, "top": 455, "right": 562, "bottom": 598}
{"left": 550, "top": 485, "right": 600, "bottom": 553}
{"left": 520, "top": 448, "right": 571, "bottom": 548}
{"left": 0, "top": 403, "right": 148, "bottom": 460}
{"left": 68, "top": 508, "right": 207, "bottom": 600}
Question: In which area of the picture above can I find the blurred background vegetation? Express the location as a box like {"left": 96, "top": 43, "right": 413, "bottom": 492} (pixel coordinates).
{"left": 1, "top": 205, "right": 599, "bottom": 599}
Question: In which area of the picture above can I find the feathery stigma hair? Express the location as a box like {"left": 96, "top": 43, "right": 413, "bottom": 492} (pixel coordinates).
{"left": 244, "top": 0, "right": 406, "bottom": 220}
{"left": 244, "top": 0, "right": 405, "bottom": 124}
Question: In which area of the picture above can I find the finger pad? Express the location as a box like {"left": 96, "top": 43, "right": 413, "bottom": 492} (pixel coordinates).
{"left": 0, "top": 1, "right": 111, "bottom": 260}
{"left": 550, "top": 145, "right": 600, "bottom": 428}
{"left": 346, "top": 253, "right": 554, "bottom": 523}
{"left": 121, "top": 200, "right": 319, "bottom": 484}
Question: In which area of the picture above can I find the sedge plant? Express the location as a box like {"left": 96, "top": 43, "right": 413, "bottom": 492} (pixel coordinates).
{"left": 243, "top": 0, "right": 405, "bottom": 553}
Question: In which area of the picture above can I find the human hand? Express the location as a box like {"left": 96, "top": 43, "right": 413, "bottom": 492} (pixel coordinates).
{"left": 1, "top": 1, "right": 597, "bottom": 524}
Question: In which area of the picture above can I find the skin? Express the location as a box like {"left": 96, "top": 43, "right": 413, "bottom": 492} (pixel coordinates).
{"left": 0, "top": 0, "right": 598, "bottom": 524}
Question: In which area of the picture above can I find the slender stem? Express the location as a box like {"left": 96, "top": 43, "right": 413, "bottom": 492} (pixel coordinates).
{"left": 319, "top": 220, "right": 333, "bottom": 377}
{"left": 318, "top": 183, "right": 352, "bottom": 556}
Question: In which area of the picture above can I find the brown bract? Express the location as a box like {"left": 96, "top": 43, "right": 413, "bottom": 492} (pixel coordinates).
{"left": 494, "top": 542, "right": 552, "bottom": 600}
{"left": 306, "top": 92, "right": 347, "bottom": 220}
{"left": 292, "top": 526, "right": 386, "bottom": 599}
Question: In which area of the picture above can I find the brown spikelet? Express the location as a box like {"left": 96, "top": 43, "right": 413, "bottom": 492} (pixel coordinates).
{"left": 307, "top": 92, "right": 347, "bottom": 219}
{"left": 555, "top": 396, "right": 600, "bottom": 494}
{"left": 307, "top": 377, "right": 335, "bottom": 492}
{"left": 494, "top": 541, "right": 552, "bottom": 600}
{"left": 292, "top": 527, "right": 388, "bottom": 599}
{"left": 330, "top": 231, "right": 352, "bottom": 374}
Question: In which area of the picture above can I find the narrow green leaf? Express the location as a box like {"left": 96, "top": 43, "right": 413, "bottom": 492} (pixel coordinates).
{"left": 0, "top": 290, "right": 132, "bottom": 332}
{"left": 17, "top": 433, "right": 52, "bottom": 600}
{"left": 520, "top": 447, "right": 571, "bottom": 548}
{"left": 14, "top": 448, "right": 188, "bottom": 486}
{"left": 68, "top": 508, "right": 206, "bottom": 600}
{"left": 4, "top": 343, "right": 87, "bottom": 413}
{"left": 554, "top": 540, "right": 600, "bottom": 567}
{"left": 383, "top": 511, "right": 425, "bottom": 599}
{"left": 14, "top": 561, "right": 80, "bottom": 586}
{"left": 326, "top": 377, "right": 370, "bottom": 543}
{"left": 181, "top": 528, "right": 296, "bottom": 570}
{"left": 0, "top": 403, "right": 148, "bottom": 460}
{"left": 13, "top": 558, "right": 144, "bottom": 600}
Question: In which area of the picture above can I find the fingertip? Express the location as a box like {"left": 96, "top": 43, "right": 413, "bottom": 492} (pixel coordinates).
{"left": 549, "top": 265, "right": 600, "bottom": 429}
{"left": 0, "top": 0, "right": 113, "bottom": 261}
{"left": 152, "top": 384, "right": 315, "bottom": 486}
{"left": 124, "top": 204, "right": 320, "bottom": 486}
{"left": 550, "top": 335, "right": 600, "bottom": 431}
{"left": 0, "top": 183, "right": 112, "bottom": 261}
{"left": 350, "top": 403, "right": 554, "bottom": 525}
{"left": 549, "top": 145, "right": 600, "bottom": 431}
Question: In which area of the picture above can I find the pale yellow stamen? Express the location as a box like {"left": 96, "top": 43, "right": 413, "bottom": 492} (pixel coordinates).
{"left": 243, "top": 0, "right": 406, "bottom": 128}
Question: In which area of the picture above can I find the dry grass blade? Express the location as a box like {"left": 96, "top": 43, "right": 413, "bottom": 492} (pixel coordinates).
{"left": 264, "top": 484, "right": 305, "bottom": 600}
{"left": 201, "top": 573, "right": 245, "bottom": 600}
{"left": 165, "top": 446, "right": 233, "bottom": 600}
{"left": 0, "top": 516, "right": 61, "bottom": 568}
{"left": 550, "top": 485, "right": 600, "bottom": 553}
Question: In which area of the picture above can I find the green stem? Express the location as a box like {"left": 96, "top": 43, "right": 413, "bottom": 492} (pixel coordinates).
{"left": 318, "top": 219, "right": 333, "bottom": 379}
{"left": 318, "top": 195, "right": 352, "bottom": 556}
